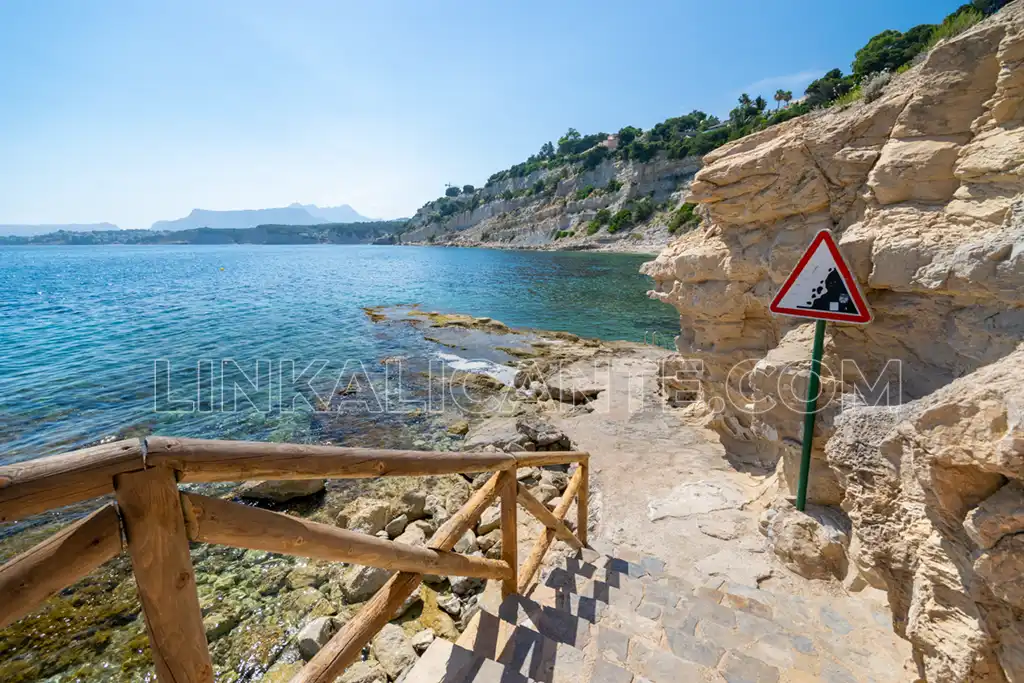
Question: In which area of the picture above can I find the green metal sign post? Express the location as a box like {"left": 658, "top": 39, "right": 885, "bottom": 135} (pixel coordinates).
{"left": 768, "top": 230, "right": 874, "bottom": 512}
{"left": 795, "top": 319, "right": 826, "bottom": 512}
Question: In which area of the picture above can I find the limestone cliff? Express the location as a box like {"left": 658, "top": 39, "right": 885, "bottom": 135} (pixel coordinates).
{"left": 644, "top": 3, "right": 1024, "bottom": 680}
{"left": 401, "top": 155, "right": 700, "bottom": 252}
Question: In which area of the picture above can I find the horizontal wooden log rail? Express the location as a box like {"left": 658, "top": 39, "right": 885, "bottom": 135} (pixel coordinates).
{"left": 147, "top": 436, "right": 519, "bottom": 482}
{"left": 0, "top": 437, "right": 592, "bottom": 683}
{"left": 0, "top": 439, "right": 143, "bottom": 522}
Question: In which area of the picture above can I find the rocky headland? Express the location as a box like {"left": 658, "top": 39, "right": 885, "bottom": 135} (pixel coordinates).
{"left": 398, "top": 156, "right": 701, "bottom": 255}
{"left": 643, "top": 3, "right": 1024, "bottom": 680}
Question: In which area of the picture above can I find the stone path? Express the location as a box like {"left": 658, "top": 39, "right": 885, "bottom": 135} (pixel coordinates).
{"left": 405, "top": 547, "right": 911, "bottom": 682}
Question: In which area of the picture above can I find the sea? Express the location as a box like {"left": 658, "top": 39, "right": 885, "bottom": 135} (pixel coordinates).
{"left": 0, "top": 244, "right": 678, "bottom": 465}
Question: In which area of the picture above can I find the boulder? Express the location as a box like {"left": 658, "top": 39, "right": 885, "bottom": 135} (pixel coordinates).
{"left": 339, "top": 660, "right": 388, "bottom": 683}
{"left": 476, "top": 529, "right": 502, "bottom": 552}
{"left": 425, "top": 494, "right": 451, "bottom": 525}
{"left": 485, "top": 540, "right": 503, "bottom": 560}
{"left": 237, "top": 479, "right": 325, "bottom": 503}
{"left": 399, "top": 490, "right": 427, "bottom": 520}
{"left": 470, "top": 472, "right": 492, "bottom": 490}
{"left": 394, "top": 524, "right": 428, "bottom": 548}
{"left": 371, "top": 623, "right": 417, "bottom": 680}
{"left": 448, "top": 419, "right": 470, "bottom": 435}
{"left": 297, "top": 616, "right": 338, "bottom": 661}
{"left": 463, "top": 417, "right": 530, "bottom": 451}
{"left": 477, "top": 506, "right": 501, "bottom": 535}
{"left": 530, "top": 484, "right": 559, "bottom": 506}
{"left": 544, "top": 378, "right": 602, "bottom": 405}
{"left": 454, "top": 530, "right": 478, "bottom": 555}
{"left": 436, "top": 592, "right": 462, "bottom": 617}
{"left": 540, "top": 469, "right": 570, "bottom": 491}
{"left": 347, "top": 499, "right": 391, "bottom": 535}
{"left": 339, "top": 564, "right": 391, "bottom": 602}
{"left": 408, "top": 519, "right": 436, "bottom": 537}
{"left": 410, "top": 629, "right": 435, "bottom": 654}
{"left": 516, "top": 467, "right": 541, "bottom": 483}
{"left": 386, "top": 513, "right": 409, "bottom": 539}
{"left": 459, "top": 594, "right": 482, "bottom": 630}
{"left": 450, "top": 573, "right": 484, "bottom": 596}
{"left": 763, "top": 499, "right": 849, "bottom": 581}
{"left": 515, "top": 417, "right": 570, "bottom": 448}
{"left": 395, "top": 587, "right": 423, "bottom": 618}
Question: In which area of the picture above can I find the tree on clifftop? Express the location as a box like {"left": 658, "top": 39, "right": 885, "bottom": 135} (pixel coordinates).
{"left": 852, "top": 24, "right": 935, "bottom": 78}
{"left": 445, "top": 186, "right": 460, "bottom": 197}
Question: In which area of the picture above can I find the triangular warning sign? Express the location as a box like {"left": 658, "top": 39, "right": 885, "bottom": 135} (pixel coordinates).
{"left": 769, "top": 230, "right": 872, "bottom": 324}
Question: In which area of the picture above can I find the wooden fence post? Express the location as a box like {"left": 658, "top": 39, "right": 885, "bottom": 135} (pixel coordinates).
{"left": 577, "top": 460, "right": 589, "bottom": 547}
{"left": 115, "top": 467, "right": 213, "bottom": 683}
{"left": 499, "top": 469, "right": 518, "bottom": 597}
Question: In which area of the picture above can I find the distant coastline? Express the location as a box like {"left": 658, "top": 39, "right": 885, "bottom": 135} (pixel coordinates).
{"left": 0, "top": 221, "right": 405, "bottom": 246}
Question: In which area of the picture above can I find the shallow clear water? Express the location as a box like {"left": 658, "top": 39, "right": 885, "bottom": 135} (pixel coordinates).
{"left": 0, "top": 244, "right": 676, "bottom": 462}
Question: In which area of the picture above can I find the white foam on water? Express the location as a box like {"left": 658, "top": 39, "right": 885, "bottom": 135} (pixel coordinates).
{"left": 435, "top": 352, "right": 518, "bottom": 386}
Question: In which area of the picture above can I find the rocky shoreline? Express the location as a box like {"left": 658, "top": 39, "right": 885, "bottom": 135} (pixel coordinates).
{"left": 0, "top": 310, "right": 625, "bottom": 683}
{"left": 396, "top": 236, "right": 667, "bottom": 256}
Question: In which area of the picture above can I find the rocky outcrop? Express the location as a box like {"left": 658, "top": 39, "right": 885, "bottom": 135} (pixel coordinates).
{"left": 644, "top": 5, "right": 1024, "bottom": 681}
{"left": 401, "top": 155, "right": 700, "bottom": 252}
{"left": 828, "top": 346, "right": 1024, "bottom": 682}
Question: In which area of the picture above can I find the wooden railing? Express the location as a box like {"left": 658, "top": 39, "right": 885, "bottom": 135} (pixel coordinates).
{"left": 0, "top": 436, "right": 590, "bottom": 683}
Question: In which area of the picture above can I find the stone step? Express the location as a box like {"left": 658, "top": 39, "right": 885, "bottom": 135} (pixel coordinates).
{"left": 402, "top": 637, "right": 533, "bottom": 683}
{"left": 404, "top": 551, "right": 906, "bottom": 683}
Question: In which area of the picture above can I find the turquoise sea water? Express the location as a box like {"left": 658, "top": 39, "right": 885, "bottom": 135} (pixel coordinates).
{"left": 0, "top": 245, "right": 677, "bottom": 463}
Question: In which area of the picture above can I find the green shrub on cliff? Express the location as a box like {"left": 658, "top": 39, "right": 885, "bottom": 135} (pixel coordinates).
{"left": 927, "top": 6, "right": 984, "bottom": 49}
{"left": 668, "top": 203, "right": 700, "bottom": 234}
{"left": 632, "top": 197, "right": 655, "bottom": 222}
{"left": 575, "top": 185, "right": 595, "bottom": 201}
{"left": 608, "top": 209, "right": 633, "bottom": 234}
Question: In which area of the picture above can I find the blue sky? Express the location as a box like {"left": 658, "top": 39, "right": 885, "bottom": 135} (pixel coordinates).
{"left": 0, "top": 0, "right": 962, "bottom": 229}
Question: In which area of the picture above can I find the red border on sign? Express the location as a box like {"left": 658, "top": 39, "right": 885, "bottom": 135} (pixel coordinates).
{"left": 769, "top": 230, "right": 872, "bottom": 324}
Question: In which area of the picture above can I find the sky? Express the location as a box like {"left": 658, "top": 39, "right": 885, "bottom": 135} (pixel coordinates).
{"left": 0, "top": 0, "right": 964, "bottom": 229}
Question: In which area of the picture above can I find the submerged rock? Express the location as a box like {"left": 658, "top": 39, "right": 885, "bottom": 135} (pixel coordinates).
{"left": 237, "top": 479, "right": 325, "bottom": 502}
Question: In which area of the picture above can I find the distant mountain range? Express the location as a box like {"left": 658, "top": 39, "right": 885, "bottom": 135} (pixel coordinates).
{"left": 0, "top": 223, "right": 120, "bottom": 238}
{"left": 0, "top": 204, "right": 374, "bottom": 237}
{"left": 150, "top": 204, "right": 373, "bottom": 231}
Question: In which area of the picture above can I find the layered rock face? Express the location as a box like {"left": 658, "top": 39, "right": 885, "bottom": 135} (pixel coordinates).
{"left": 401, "top": 156, "right": 700, "bottom": 251}
{"left": 644, "top": 5, "right": 1024, "bottom": 680}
